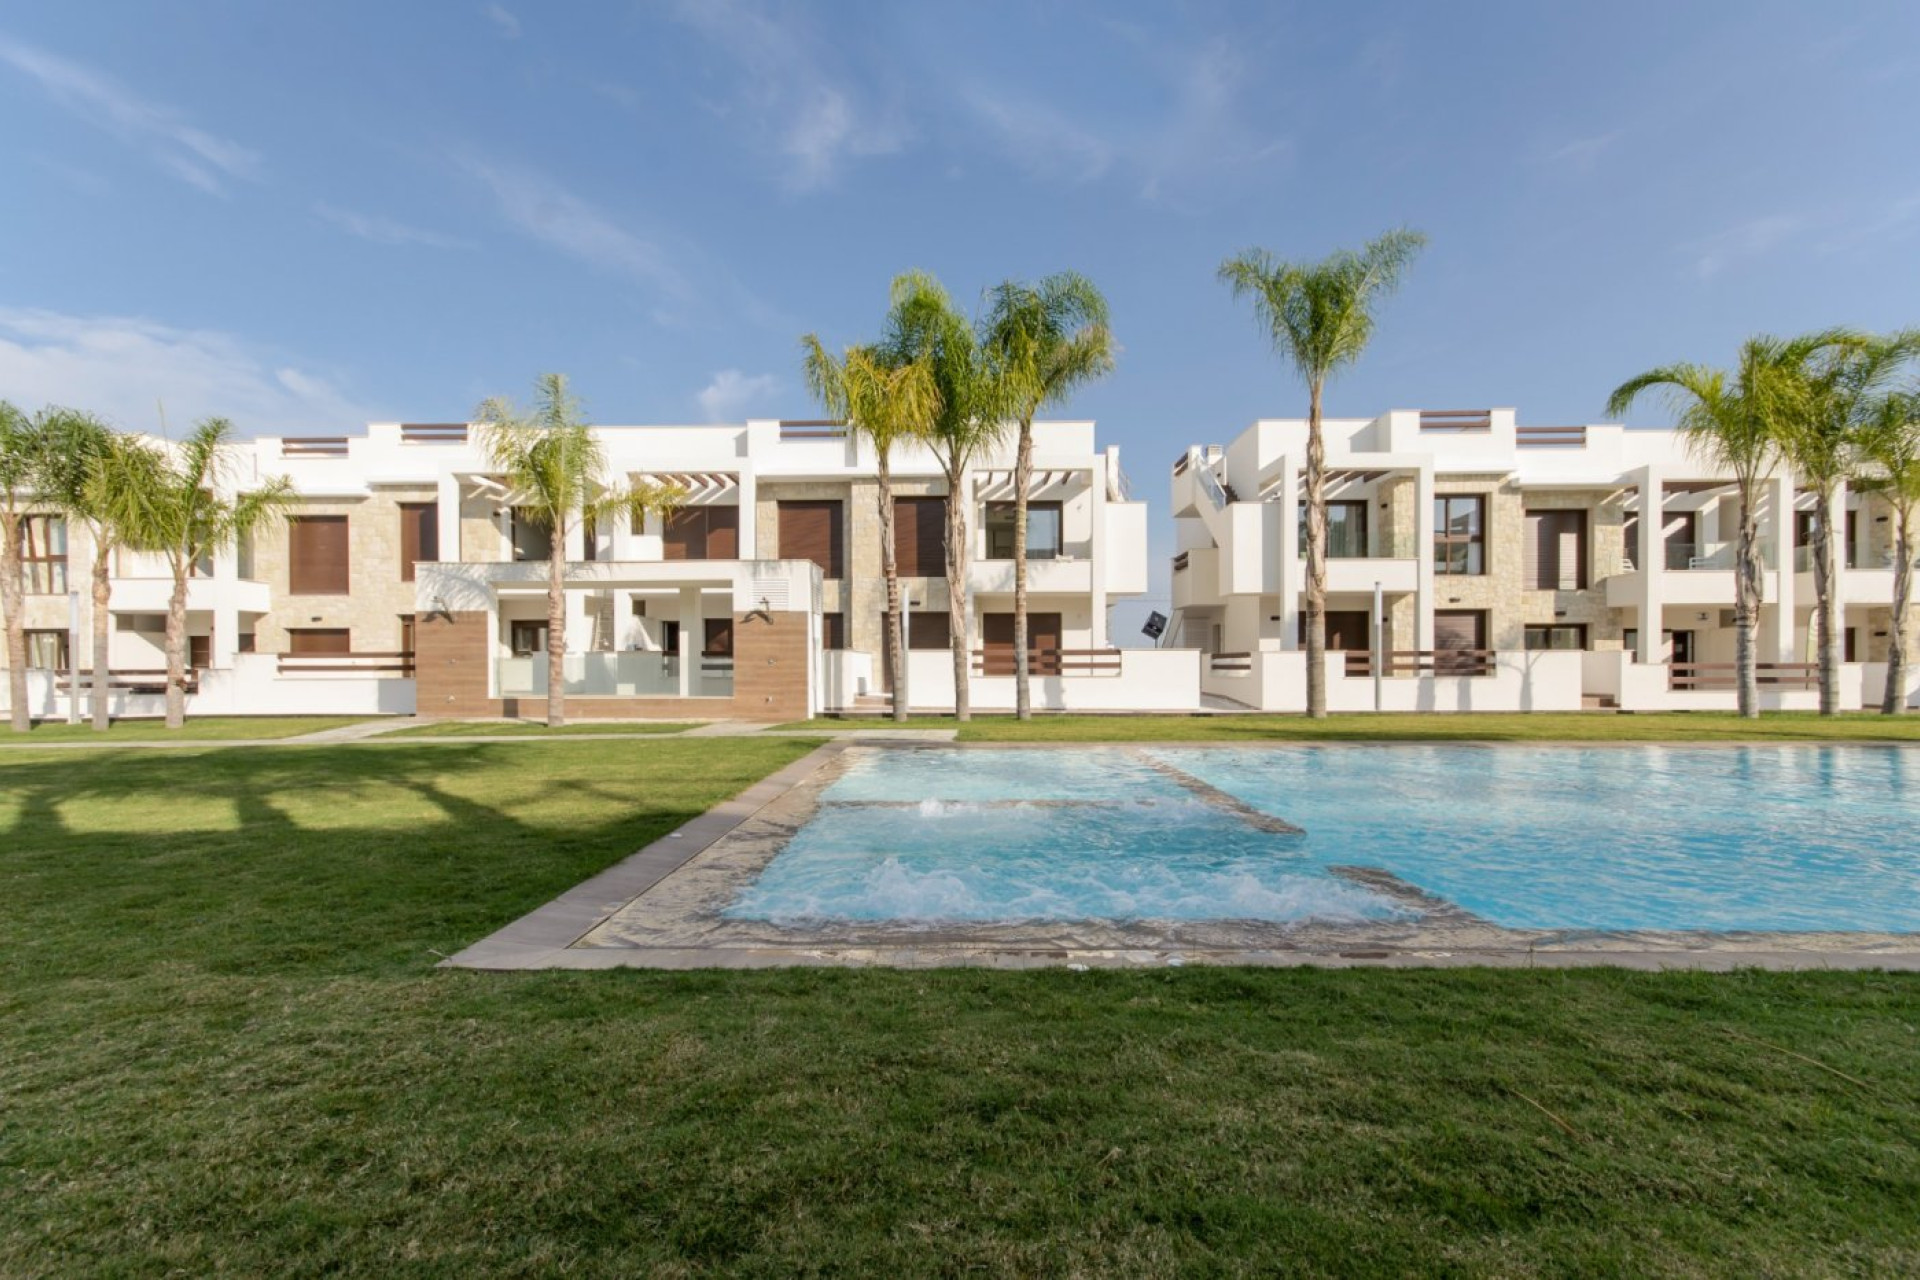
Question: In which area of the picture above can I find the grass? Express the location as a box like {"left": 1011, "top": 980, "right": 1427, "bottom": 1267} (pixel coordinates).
{"left": 779, "top": 710, "right": 1920, "bottom": 743}
{"left": 2, "top": 715, "right": 375, "bottom": 743}
{"left": 3, "top": 743, "right": 1917, "bottom": 1274}
{"left": 385, "top": 719, "right": 705, "bottom": 738}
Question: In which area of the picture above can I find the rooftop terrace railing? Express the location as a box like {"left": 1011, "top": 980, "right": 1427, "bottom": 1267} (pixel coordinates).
{"left": 401, "top": 423, "right": 469, "bottom": 444}
{"left": 778, "top": 420, "right": 847, "bottom": 440}
{"left": 281, "top": 437, "right": 350, "bottom": 458}
{"left": 1418, "top": 410, "right": 1493, "bottom": 432}
{"left": 1516, "top": 424, "right": 1587, "bottom": 448}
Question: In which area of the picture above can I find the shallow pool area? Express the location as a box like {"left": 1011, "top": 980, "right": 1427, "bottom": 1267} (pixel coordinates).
{"left": 725, "top": 744, "right": 1919, "bottom": 935}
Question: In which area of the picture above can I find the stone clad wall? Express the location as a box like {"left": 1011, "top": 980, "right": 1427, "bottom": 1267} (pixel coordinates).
{"left": 253, "top": 490, "right": 437, "bottom": 654}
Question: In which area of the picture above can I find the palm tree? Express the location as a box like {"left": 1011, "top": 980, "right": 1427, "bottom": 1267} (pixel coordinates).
{"left": 1218, "top": 229, "right": 1425, "bottom": 719}
{"left": 801, "top": 337, "right": 940, "bottom": 723}
{"left": 475, "top": 373, "right": 681, "bottom": 727}
{"left": 1607, "top": 336, "right": 1829, "bottom": 718}
{"left": 1, "top": 400, "right": 38, "bottom": 731}
{"left": 1773, "top": 332, "right": 1912, "bottom": 714}
{"left": 980, "top": 273, "right": 1116, "bottom": 720}
{"left": 880, "top": 271, "right": 1012, "bottom": 722}
{"left": 30, "top": 408, "right": 139, "bottom": 731}
{"left": 94, "top": 418, "right": 293, "bottom": 729}
{"left": 1856, "top": 390, "right": 1920, "bottom": 713}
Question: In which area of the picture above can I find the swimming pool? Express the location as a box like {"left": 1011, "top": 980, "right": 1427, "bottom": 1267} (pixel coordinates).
{"left": 723, "top": 745, "right": 1919, "bottom": 934}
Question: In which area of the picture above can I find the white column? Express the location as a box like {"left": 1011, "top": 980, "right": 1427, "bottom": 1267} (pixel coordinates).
{"left": 437, "top": 474, "right": 461, "bottom": 564}
{"left": 734, "top": 472, "right": 756, "bottom": 559}
{"left": 677, "top": 585, "right": 700, "bottom": 697}
{"left": 1637, "top": 468, "right": 1663, "bottom": 664}
{"left": 1276, "top": 457, "right": 1301, "bottom": 651}
{"left": 1414, "top": 463, "right": 1436, "bottom": 651}
{"left": 211, "top": 542, "right": 239, "bottom": 668}
{"left": 1088, "top": 459, "right": 1108, "bottom": 648}
{"left": 1768, "top": 474, "right": 1796, "bottom": 663}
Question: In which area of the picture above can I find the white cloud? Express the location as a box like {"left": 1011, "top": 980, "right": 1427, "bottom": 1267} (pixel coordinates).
{"left": 1688, "top": 214, "right": 1803, "bottom": 280}
{"left": 958, "top": 38, "right": 1288, "bottom": 204}
{"left": 0, "top": 307, "right": 377, "bottom": 434}
{"left": 695, "top": 369, "right": 779, "bottom": 422}
{"left": 314, "top": 203, "right": 472, "bottom": 250}
{"left": 0, "top": 34, "right": 259, "bottom": 194}
{"left": 455, "top": 153, "right": 693, "bottom": 301}
{"left": 669, "top": 0, "right": 908, "bottom": 190}
{"left": 1541, "top": 130, "right": 1623, "bottom": 174}
{"left": 483, "top": 3, "right": 520, "bottom": 39}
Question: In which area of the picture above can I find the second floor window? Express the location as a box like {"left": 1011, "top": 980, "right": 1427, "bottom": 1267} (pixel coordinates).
{"left": 288, "top": 516, "right": 350, "bottom": 594}
{"left": 1524, "top": 509, "right": 1587, "bottom": 590}
{"left": 510, "top": 508, "right": 553, "bottom": 562}
{"left": 660, "top": 506, "right": 739, "bottom": 560}
{"left": 1297, "top": 501, "right": 1369, "bottom": 559}
{"left": 894, "top": 497, "right": 947, "bottom": 577}
{"left": 400, "top": 502, "right": 438, "bottom": 580}
{"left": 778, "top": 500, "right": 845, "bottom": 576}
{"left": 1434, "top": 496, "right": 1486, "bottom": 575}
{"left": 19, "top": 515, "right": 67, "bottom": 593}
{"left": 984, "top": 501, "right": 1062, "bottom": 560}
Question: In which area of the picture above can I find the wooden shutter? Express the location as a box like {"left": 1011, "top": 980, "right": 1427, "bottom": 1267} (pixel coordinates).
{"left": 1525, "top": 511, "right": 1587, "bottom": 590}
{"left": 822, "top": 612, "right": 846, "bottom": 650}
{"left": 663, "top": 509, "right": 701, "bottom": 560}
{"left": 706, "top": 507, "right": 738, "bottom": 559}
{"left": 1433, "top": 611, "right": 1485, "bottom": 651}
{"left": 399, "top": 503, "right": 437, "bottom": 581}
{"left": 895, "top": 497, "right": 947, "bottom": 578}
{"left": 288, "top": 628, "right": 351, "bottom": 655}
{"left": 702, "top": 617, "right": 734, "bottom": 657}
{"left": 779, "top": 500, "right": 843, "bottom": 576}
{"left": 907, "top": 611, "right": 950, "bottom": 650}
{"left": 288, "top": 516, "right": 350, "bottom": 594}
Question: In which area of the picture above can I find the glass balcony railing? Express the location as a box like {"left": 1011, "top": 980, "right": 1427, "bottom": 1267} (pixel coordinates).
{"left": 496, "top": 651, "right": 733, "bottom": 698}
{"left": 1665, "top": 542, "right": 1778, "bottom": 571}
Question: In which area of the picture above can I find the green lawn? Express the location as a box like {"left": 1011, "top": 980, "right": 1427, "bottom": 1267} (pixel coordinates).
{"left": 3, "top": 743, "right": 1917, "bottom": 1274}
{"left": 3, "top": 715, "right": 376, "bottom": 743}
{"left": 386, "top": 719, "right": 705, "bottom": 738}
{"left": 782, "top": 710, "right": 1920, "bottom": 743}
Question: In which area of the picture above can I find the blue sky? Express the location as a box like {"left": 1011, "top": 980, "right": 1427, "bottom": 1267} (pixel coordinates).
{"left": 3, "top": 3, "right": 1916, "bottom": 470}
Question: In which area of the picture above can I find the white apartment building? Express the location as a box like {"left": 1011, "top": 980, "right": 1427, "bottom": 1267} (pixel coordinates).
{"left": 2, "top": 417, "right": 1185, "bottom": 721}
{"left": 1170, "top": 408, "right": 1920, "bottom": 713}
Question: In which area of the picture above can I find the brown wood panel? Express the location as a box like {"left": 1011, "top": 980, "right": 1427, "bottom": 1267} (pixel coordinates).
{"left": 287, "top": 516, "right": 349, "bottom": 594}
{"left": 778, "top": 500, "right": 844, "bottom": 577}
{"left": 1299, "top": 610, "right": 1372, "bottom": 651}
{"left": 982, "top": 612, "right": 1063, "bottom": 674}
{"left": 287, "top": 628, "right": 351, "bottom": 656}
{"left": 906, "top": 611, "right": 950, "bottom": 650}
{"left": 399, "top": 502, "right": 437, "bottom": 581}
{"left": 664, "top": 506, "right": 739, "bottom": 560}
{"left": 894, "top": 497, "right": 947, "bottom": 578}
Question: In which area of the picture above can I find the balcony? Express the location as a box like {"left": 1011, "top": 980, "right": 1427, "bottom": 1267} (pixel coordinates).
{"left": 110, "top": 576, "right": 272, "bottom": 614}
{"left": 1171, "top": 545, "right": 1220, "bottom": 609}
{"left": 496, "top": 651, "right": 733, "bottom": 698}
{"left": 968, "top": 553, "right": 1093, "bottom": 595}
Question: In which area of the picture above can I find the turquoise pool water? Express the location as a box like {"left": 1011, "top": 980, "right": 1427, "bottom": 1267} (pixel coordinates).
{"left": 723, "top": 746, "right": 1919, "bottom": 933}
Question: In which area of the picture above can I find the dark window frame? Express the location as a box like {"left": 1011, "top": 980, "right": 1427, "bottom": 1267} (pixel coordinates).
{"left": 399, "top": 502, "right": 438, "bottom": 582}
{"left": 19, "top": 515, "right": 68, "bottom": 594}
{"left": 1296, "top": 501, "right": 1370, "bottom": 560}
{"left": 287, "top": 515, "right": 351, "bottom": 595}
{"left": 24, "top": 628, "right": 69, "bottom": 669}
{"left": 1523, "top": 623, "right": 1588, "bottom": 651}
{"left": 1433, "top": 495, "right": 1487, "bottom": 576}
{"left": 984, "top": 500, "right": 1063, "bottom": 561}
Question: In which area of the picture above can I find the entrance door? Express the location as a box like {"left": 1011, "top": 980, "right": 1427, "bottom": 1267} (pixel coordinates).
{"left": 1433, "top": 610, "right": 1488, "bottom": 674}
{"left": 982, "top": 612, "right": 1062, "bottom": 675}
{"left": 1667, "top": 629, "right": 1695, "bottom": 666}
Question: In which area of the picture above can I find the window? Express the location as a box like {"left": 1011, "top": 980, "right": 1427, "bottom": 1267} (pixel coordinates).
{"left": 985, "top": 501, "right": 1062, "bottom": 560}
{"left": 582, "top": 514, "right": 597, "bottom": 563}
{"left": 510, "top": 509, "right": 552, "bottom": 562}
{"left": 661, "top": 506, "right": 738, "bottom": 560}
{"left": 287, "top": 516, "right": 350, "bottom": 594}
{"left": 1433, "top": 496, "right": 1486, "bottom": 575}
{"left": 778, "top": 500, "right": 845, "bottom": 576}
{"left": 287, "top": 628, "right": 350, "bottom": 655}
{"left": 1297, "top": 502, "right": 1369, "bottom": 559}
{"left": 1524, "top": 624, "right": 1588, "bottom": 651}
{"left": 822, "top": 612, "right": 847, "bottom": 650}
{"left": 702, "top": 617, "right": 733, "bottom": 657}
{"left": 1796, "top": 509, "right": 1861, "bottom": 570}
{"left": 885, "top": 610, "right": 951, "bottom": 650}
{"left": 399, "top": 503, "right": 438, "bottom": 581}
{"left": 509, "top": 621, "right": 548, "bottom": 656}
{"left": 894, "top": 497, "right": 947, "bottom": 577}
{"left": 1524, "top": 509, "right": 1587, "bottom": 590}
{"left": 19, "top": 516, "right": 68, "bottom": 593}
{"left": 24, "top": 629, "right": 68, "bottom": 669}
{"left": 1433, "top": 610, "right": 1490, "bottom": 673}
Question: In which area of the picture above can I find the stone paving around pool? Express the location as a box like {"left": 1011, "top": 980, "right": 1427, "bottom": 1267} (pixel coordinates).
{"left": 444, "top": 742, "right": 1920, "bottom": 973}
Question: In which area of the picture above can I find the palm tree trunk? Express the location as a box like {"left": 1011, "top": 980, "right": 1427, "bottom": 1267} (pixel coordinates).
{"left": 1811, "top": 488, "right": 1839, "bottom": 716}
{"left": 2, "top": 512, "right": 27, "bottom": 732}
{"left": 546, "top": 527, "right": 566, "bottom": 727}
{"left": 1013, "top": 416, "right": 1033, "bottom": 721}
{"left": 1733, "top": 486, "right": 1763, "bottom": 719}
{"left": 91, "top": 536, "right": 112, "bottom": 731}
{"left": 944, "top": 463, "right": 970, "bottom": 722}
{"left": 877, "top": 453, "right": 907, "bottom": 723}
{"left": 1304, "top": 379, "right": 1328, "bottom": 719}
{"left": 1885, "top": 502, "right": 1913, "bottom": 715}
{"left": 164, "top": 563, "right": 188, "bottom": 729}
